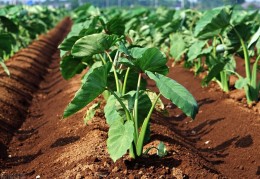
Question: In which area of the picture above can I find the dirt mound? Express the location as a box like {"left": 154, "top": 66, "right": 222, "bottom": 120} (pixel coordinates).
{"left": 0, "top": 50, "right": 222, "bottom": 178}
{"left": 0, "top": 17, "right": 72, "bottom": 159}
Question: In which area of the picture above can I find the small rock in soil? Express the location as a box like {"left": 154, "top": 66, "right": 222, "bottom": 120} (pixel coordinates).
{"left": 112, "top": 166, "right": 119, "bottom": 173}
{"left": 103, "top": 161, "right": 110, "bottom": 168}
{"left": 204, "top": 140, "right": 210, "bottom": 145}
{"left": 239, "top": 165, "right": 244, "bottom": 170}
{"left": 75, "top": 173, "right": 82, "bottom": 179}
{"left": 172, "top": 167, "right": 183, "bottom": 179}
{"left": 86, "top": 164, "right": 95, "bottom": 171}
{"left": 141, "top": 175, "right": 149, "bottom": 179}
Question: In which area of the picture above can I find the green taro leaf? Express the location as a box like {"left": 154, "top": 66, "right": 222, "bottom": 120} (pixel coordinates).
{"left": 122, "top": 91, "right": 152, "bottom": 128}
{"left": 202, "top": 62, "right": 226, "bottom": 86}
{"left": 146, "top": 71, "right": 198, "bottom": 119}
{"left": 256, "top": 38, "right": 260, "bottom": 54}
{"left": 63, "top": 63, "right": 111, "bottom": 118}
{"left": 60, "top": 54, "right": 88, "bottom": 80}
{"left": 59, "top": 36, "right": 81, "bottom": 51}
{"left": 130, "top": 47, "right": 148, "bottom": 59}
{"left": 187, "top": 40, "right": 206, "bottom": 62}
{"left": 104, "top": 94, "right": 123, "bottom": 126}
{"left": 106, "top": 15, "right": 125, "bottom": 36}
{"left": 107, "top": 120, "right": 134, "bottom": 162}
{"left": 170, "top": 33, "right": 187, "bottom": 61}
{"left": 194, "top": 6, "right": 232, "bottom": 39}
{"left": 248, "top": 27, "right": 260, "bottom": 49}
{"left": 81, "top": 61, "right": 103, "bottom": 83}
{"left": 105, "top": 90, "right": 151, "bottom": 127}
{"left": 0, "top": 16, "right": 19, "bottom": 33}
{"left": 71, "top": 33, "right": 118, "bottom": 57}
{"left": 134, "top": 48, "right": 169, "bottom": 75}
{"left": 0, "top": 33, "right": 15, "bottom": 54}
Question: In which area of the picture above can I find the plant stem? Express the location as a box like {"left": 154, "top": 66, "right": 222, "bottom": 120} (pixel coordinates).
{"left": 212, "top": 37, "right": 217, "bottom": 58}
{"left": 108, "top": 89, "right": 131, "bottom": 122}
{"left": 105, "top": 51, "right": 121, "bottom": 93}
{"left": 233, "top": 27, "right": 253, "bottom": 104}
{"left": 133, "top": 73, "right": 142, "bottom": 143}
{"left": 233, "top": 28, "right": 251, "bottom": 81}
{"left": 220, "top": 71, "right": 229, "bottom": 92}
{"left": 136, "top": 93, "right": 161, "bottom": 156}
{"left": 122, "top": 67, "right": 130, "bottom": 95}
{"left": 129, "top": 144, "right": 136, "bottom": 159}
{"left": 98, "top": 54, "right": 107, "bottom": 65}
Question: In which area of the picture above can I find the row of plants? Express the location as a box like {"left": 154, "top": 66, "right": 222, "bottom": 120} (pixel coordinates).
{"left": 101, "top": 5, "right": 260, "bottom": 106}
{"left": 0, "top": 5, "right": 66, "bottom": 75}
{"left": 60, "top": 3, "right": 260, "bottom": 162}
{"left": 169, "top": 6, "right": 260, "bottom": 106}
{"left": 59, "top": 4, "right": 199, "bottom": 162}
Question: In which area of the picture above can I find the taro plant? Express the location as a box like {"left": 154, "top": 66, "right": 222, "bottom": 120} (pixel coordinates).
{"left": 233, "top": 27, "right": 260, "bottom": 105}
{"left": 191, "top": 6, "right": 260, "bottom": 101}
{"left": 192, "top": 6, "right": 235, "bottom": 92}
{"left": 61, "top": 31, "right": 198, "bottom": 162}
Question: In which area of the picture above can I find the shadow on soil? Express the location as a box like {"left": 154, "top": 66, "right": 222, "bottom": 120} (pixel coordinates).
{"left": 197, "top": 98, "right": 215, "bottom": 107}
{"left": 50, "top": 136, "right": 80, "bottom": 148}
{"left": 124, "top": 154, "right": 182, "bottom": 170}
{"left": 1, "top": 150, "right": 42, "bottom": 169}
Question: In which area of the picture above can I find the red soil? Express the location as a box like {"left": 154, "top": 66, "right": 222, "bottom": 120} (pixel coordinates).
{"left": 0, "top": 18, "right": 259, "bottom": 178}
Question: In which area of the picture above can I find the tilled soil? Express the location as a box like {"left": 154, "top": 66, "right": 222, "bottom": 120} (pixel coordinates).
{"left": 0, "top": 18, "right": 259, "bottom": 178}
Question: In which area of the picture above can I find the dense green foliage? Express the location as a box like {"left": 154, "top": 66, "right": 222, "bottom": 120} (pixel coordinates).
{"left": 0, "top": 5, "right": 66, "bottom": 74}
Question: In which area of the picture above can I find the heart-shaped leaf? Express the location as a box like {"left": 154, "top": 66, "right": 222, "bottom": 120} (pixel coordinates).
{"left": 106, "top": 15, "right": 125, "bottom": 36}
{"left": 134, "top": 48, "right": 169, "bottom": 75}
{"left": 59, "top": 36, "right": 81, "bottom": 51}
{"left": 71, "top": 33, "right": 118, "bottom": 57}
{"left": 60, "top": 54, "right": 89, "bottom": 80}
{"left": 194, "top": 6, "right": 232, "bottom": 39}
{"left": 170, "top": 33, "right": 187, "bottom": 61}
{"left": 146, "top": 71, "right": 198, "bottom": 119}
{"left": 63, "top": 62, "right": 111, "bottom": 118}
{"left": 187, "top": 40, "right": 206, "bottom": 62}
{"left": 104, "top": 94, "right": 123, "bottom": 126}
{"left": 107, "top": 120, "right": 134, "bottom": 162}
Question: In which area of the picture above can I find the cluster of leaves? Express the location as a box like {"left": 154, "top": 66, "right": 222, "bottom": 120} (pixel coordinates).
{"left": 60, "top": 4, "right": 198, "bottom": 162}
{"left": 169, "top": 6, "right": 260, "bottom": 105}
{"left": 0, "top": 5, "right": 66, "bottom": 74}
